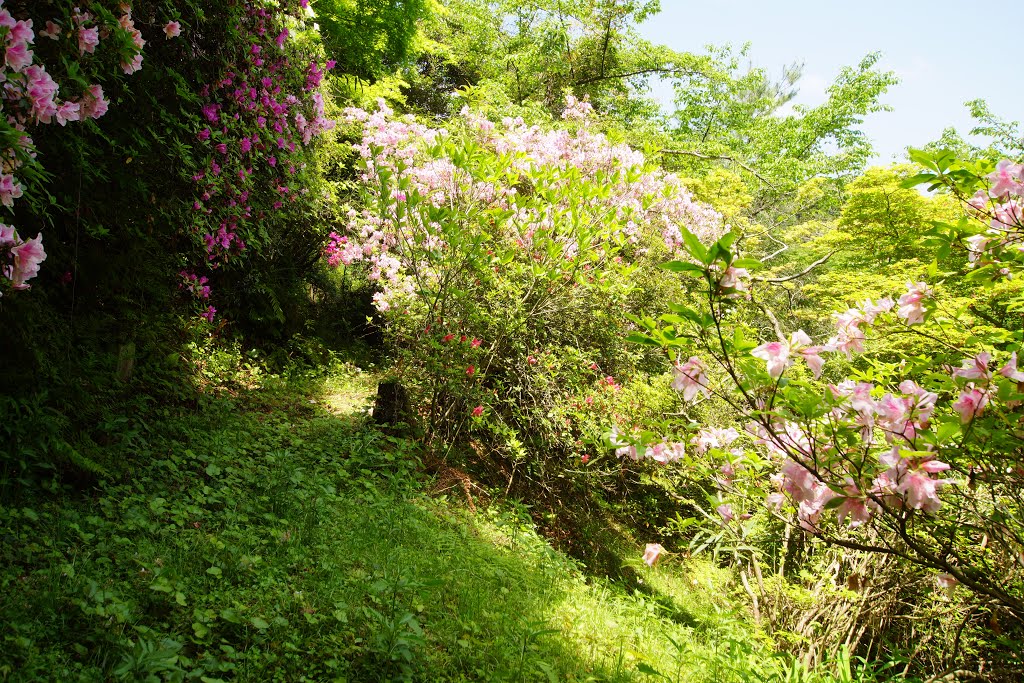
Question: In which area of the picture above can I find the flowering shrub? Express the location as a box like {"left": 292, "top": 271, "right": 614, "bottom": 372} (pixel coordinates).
{"left": 331, "top": 96, "right": 722, "bottom": 460}
{"left": 177, "top": 0, "right": 336, "bottom": 321}
{"left": 0, "top": 0, "right": 150, "bottom": 295}
{"left": 627, "top": 151, "right": 1024, "bottom": 616}
{"left": 0, "top": 0, "right": 336, "bottom": 322}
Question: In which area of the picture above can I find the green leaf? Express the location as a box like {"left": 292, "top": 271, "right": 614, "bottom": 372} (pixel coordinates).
{"left": 636, "top": 662, "right": 666, "bottom": 678}
{"left": 824, "top": 496, "right": 847, "bottom": 511}
{"left": 732, "top": 257, "right": 762, "bottom": 270}
{"left": 220, "top": 609, "right": 243, "bottom": 624}
{"left": 625, "top": 333, "right": 660, "bottom": 347}
{"left": 661, "top": 260, "right": 704, "bottom": 274}
{"left": 717, "top": 230, "right": 739, "bottom": 250}
{"left": 250, "top": 616, "right": 270, "bottom": 630}
{"left": 679, "top": 227, "right": 709, "bottom": 263}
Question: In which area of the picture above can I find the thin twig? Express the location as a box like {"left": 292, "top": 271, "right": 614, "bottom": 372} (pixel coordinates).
{"left": 657, "top": 149, "right": 775, "bottom": 187}
{"left": 754, "top": 250, "right": 838, "bottom": 283}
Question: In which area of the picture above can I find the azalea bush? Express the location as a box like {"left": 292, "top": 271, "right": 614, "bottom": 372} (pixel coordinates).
{"left": 329, "top": 97, "right": 723, "bottom": 470}
{"left": 182, "top": 0, "right": 338, "bottom": 326}
{"left": 0, "top": 0, "right": 342, "bottom": 476}
{"left": 625, "top": 151, "right": 1024, "bottom": 623}
{"left": 0, "top": 0, "right": 152, "bottom": 296}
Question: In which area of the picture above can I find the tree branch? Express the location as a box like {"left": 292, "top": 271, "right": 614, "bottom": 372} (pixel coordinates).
{"left": 753, "top": 250, "right": 838, "bottom": 284}
{"left": 572, "top": 66, "right": 700, "bottom": 87}
{"left": 657, "top": 149, "right": 776, "bottom": 187}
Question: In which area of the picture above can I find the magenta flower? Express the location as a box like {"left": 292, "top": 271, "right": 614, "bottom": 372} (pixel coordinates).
{"left": 471, "top": 406, "right": 484, "bottom": 417}
{"left": 164, "top": 21, "right": 181, "bottom": 39}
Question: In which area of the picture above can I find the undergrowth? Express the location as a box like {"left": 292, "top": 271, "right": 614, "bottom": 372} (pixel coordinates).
{"left": 0, "top": 356, "right": 900, "bottom": 682}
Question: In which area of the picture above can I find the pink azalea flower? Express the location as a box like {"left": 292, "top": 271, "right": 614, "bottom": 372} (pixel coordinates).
{"left": 690, "top": 426, "right": 739, "bottom": 454}
{"left": 1000, "top": 352, "right": 1024, "bottom": 382}
{"left": 9, "top": 233, "right": 46, "bottom": 289}
{"left": 953, "top": 352, "right": 991, "bottom": 382}
{"left": 988, "top": 159, "right": 1023, "bottom": 198}
{"left": 642, "top": 543, "right": 664, "bottom": 567}
{"left": 471, "top": 338, "right": 481, "bottom": 348}
{"left": 0, "top": 224, "right": 15, "bottom": 246}
{"left": 80, "top": 84, "right": 109, "bottom": 119}
{"left": 671, "top": 356, "right": 710, "bottom": 401}
{"left": 0, "top": 174, "right": 24, "bottom": 208}
{"left": 10, "top": 19, "right": 34, "bottom": 44}
{"left": 121, "top": 52, "right": 143, "bottom": 75}
{"left": 471, "top": 405, "right": 484, "bottom": 417}
{"left": 751, "top": 341, "right": 791, "bottom": 378}
{"left": 897, "top": 466, "right": 949, "bottom": 514}
{"left": 5, "top": 41, "right": 33, "bottom": 72}
{"left": 466, "top": 365, "right": 475, "bottom": 376}
{"left": 965, "top": 234, "right": 989, "bottom": 263}
{"left": 716, "top": 503, "right": 734, "bottom": 522}
{"left": 39, "top": 21, "right": 61, "bottom": 40}
{"left": 897, "top": 281, "right": 931, "bottom": 325}
{"left": 55, "top": 101, "right": 81, "bottom": 126}
{"left": 164, "top": 21, "right": 181, "bottom": 39}
{"left": 78, "top": 26, "right": 100, "bottom": 54}
{"left": 719, "top": 266, "right": 749, "bottom": 296}
{"left": 952, "top": 387, "right": 989, "bottom": 423}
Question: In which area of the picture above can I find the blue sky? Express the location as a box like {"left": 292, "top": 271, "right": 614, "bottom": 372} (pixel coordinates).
{"left": 638, "top": 1, "right": 1023, "bottom": 164}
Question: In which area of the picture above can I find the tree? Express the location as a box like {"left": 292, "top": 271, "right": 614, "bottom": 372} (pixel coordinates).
{"left": 664, "top": 50, "right": 898, "bottom": 229}
{"left": 406, "top": 0, "right": 701, "bottom": 122}
{"left": 312, "top": 0, "right": 431, "bottom": 81}
{"left": 838, "top": 164, "right": 956, "bottom": 261}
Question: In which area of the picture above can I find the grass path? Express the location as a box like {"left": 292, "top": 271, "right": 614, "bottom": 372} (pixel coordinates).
{"left": 0, "top": 363, "right": 838, "bottom": 682}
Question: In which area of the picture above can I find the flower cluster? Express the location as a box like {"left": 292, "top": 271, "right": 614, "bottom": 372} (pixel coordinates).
{"left": 331, "top": 97, "right": 723, "bottom": 313}
{"left": 183, "top": 1, "right": 335, "bottom": 317}
{"left": 0, "top": 223, "right": 44, "bottom": 294}
{"left": 0, "top": 2, "right": 184, "bottom": 295}
{"left": 963, "top": 160, "right": 1024, "bottom": 273}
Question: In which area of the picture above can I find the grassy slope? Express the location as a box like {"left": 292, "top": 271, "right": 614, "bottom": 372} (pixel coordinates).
{"left": 1, "top": 361, "right": 843, "bottom": 682}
